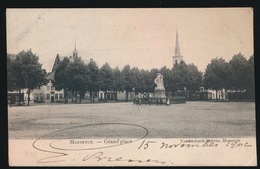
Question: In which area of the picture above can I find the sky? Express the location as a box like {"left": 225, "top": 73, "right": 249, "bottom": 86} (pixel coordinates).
{"left": 6, "top": 8, "right": 253, "bottom": 72}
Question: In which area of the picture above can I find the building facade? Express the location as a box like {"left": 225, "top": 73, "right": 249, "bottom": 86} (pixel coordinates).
{"left": 33, "top": 43, "right": 96, "bottom": 103}
{"left": 33, "top": 55, "right": 65, "bottom": 103}
{"left": 33, "top": 79, "right": 64, "bottom": 103}
{"left": 31, "top": 41, "right": 157, "bottom": 103}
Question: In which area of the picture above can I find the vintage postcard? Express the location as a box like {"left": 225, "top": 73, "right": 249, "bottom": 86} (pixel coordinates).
{"left": 7, "top": 8, "right": 256, "bottom": 166}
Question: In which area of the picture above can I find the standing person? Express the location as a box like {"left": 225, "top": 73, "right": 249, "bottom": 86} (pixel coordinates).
{"left": 134, "top": 93, "right": 139, "bottom": 105}
{"left": 166, "top": 97, "right": 170, "bottom": 106}
{"left": 135, "top": 93, "right": 139, "bottom": 105}
{"left": 138, "top": 93, "right": 142, "bottom": 105}
{"left": 148, "top": 93, "right": 151, "bottom": 105}
{"left": 143, "top": 93, "right": 146, "bottom": 104}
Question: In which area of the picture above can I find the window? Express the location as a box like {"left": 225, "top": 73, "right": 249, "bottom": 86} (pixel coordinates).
{"left": 55, "top": 94, "right": 58, "bottom": 99}
{"left": 59, "top": 94, "right": 63, "bottom": 99}
{"left": 51, "top": 86, "right": 55, "bottom": 91}
{"left": 46, "top": 94, "right": 50, "bottom": 100}
{"left": 47, "top": 86, "right": 50, "bottom": 90}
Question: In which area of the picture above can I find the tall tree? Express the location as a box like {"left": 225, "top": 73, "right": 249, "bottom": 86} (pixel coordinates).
{"left": 131, "top": 67, "right": 142, "bottom": 93}
{"left": 113, "top": 67, "right": 124, "bottom": 92}
{"left": 12, "top": 50, "right": 46, "bottom": 105}
{"left": 122, "top": 64, "right": 134, "bottom": 101}
{"left": 204, "top": 57, "right": 230, "bottom": 100}
{"left": 66, "top": 57, "right": 88, "bottom": 103}
{"left": 140, "top": 69, "right": 151, "bottom": 93}
{"left": 138, "top": 69, "right": 150, "bottom": 93}
{"left": 172, "top": 61, "right": 189, "bottom": 92}
{"left": 86, "top": 59, "right": 101, "bottom": 102}
{"left": 7, "top": 55, "right": 17, "bottom": 91}
{"left": 245, "top": 55, "right": 255, "bottom": 99}
{"left": 171, "top": 61, "right": 201, "bottom": 92}
{"left": 186, "top": 63, "right": 202, "bottom": 92}
{"left": 228, "top": 53, "right": 248, "bottom": 91}
{"left": 54, "top": 57, "right": 70, "bottom": 103}
{"left": 100, "top": 63, "right": 114, "bottom": 101}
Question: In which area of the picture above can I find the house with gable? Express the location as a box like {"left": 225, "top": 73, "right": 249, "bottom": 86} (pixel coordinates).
{"left": 33, "top": 54, "right": 65, "bottom": 103}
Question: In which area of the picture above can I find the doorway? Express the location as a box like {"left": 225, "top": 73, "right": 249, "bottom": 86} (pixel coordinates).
{"left": 51, "top": 93, "right": 54, "bottom": 103}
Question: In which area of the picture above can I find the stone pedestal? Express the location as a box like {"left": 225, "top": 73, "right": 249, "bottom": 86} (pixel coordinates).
{"left": 154, "top": 88, "right": 166, "bottom": 98}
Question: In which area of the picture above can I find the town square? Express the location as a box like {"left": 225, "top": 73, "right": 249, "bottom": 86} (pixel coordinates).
{"left": 6, "top": 8, "right": 256, "bottom": 166}
{"left": 8, "top": 101, "right": 255, "bottom": 139}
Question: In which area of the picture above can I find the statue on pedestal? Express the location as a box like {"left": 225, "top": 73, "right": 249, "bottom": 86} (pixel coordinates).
{"left": 154, "top": 73, "right": 166, "bottom": 98}
{"left": 154, "top": 73, "right": 165, "bottom": 90}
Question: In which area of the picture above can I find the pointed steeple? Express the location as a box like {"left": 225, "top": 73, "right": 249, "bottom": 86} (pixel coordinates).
{"left": 172, "top": 29, "right": 183, "bottom": 67}
{"left": 73, "top": 40, "right": 78, "bottom": 58}
{"left": 175, "top": 30, "right": 181, "bottom": 56}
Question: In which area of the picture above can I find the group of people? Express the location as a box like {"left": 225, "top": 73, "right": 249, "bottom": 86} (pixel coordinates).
{"left": 133, "top": 93, "right": 150, "bottom": 105}
{"left": 133, "top": 93, "right": 170, "bottom": 106}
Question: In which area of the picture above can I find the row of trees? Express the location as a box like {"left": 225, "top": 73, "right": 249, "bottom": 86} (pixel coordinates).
{"left": 7, "top": 49, "right": 255, "bottom": 105}
{"left": 55, "top": 53, "right": 254, "bottom": 102}
{"left": 204, "top": 53, "right": 254, "bottom": 99}
{"left": 54, "top": 55, "right": 203, "bottom": 102}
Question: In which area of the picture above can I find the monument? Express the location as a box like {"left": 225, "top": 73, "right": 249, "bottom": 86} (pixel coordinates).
{"left": 154, "top": 73, "right": 166, "bottom": 98}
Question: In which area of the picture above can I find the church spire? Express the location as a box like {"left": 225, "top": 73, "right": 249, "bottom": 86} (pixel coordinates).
{"left": 172, "top": 29, "right": 183, "bottom": 67}
{"left": 175, "top": 29, "right": 181, "bottom": 56}
{"left": 73, "top": 40, "right": 78, "bottom": 58}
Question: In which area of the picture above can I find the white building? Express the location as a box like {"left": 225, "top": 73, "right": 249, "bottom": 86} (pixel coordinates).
{"left": 33, "top": 77, "right": 64, "bottom": 103}
{"left": 207, "top": 89, "right": 227, "bottom": 100}
{"left": 33, "top": 49, "right": 71, "bottom": 103}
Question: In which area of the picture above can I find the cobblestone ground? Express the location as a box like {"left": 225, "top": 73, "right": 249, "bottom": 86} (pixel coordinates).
{"left": 8, "top": 101, "right": 256, "bottom": 139}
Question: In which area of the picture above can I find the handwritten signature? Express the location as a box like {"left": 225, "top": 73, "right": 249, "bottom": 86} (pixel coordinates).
{"left": 83, "top": 151, "right": 166, "bottom": 164}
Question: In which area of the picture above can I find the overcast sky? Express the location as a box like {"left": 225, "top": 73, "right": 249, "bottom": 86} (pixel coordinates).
{"left": 7, "top": 8, "right": 253, "bottom": 72}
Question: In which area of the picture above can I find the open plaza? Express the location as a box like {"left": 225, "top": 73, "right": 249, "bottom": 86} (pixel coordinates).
{"left": 8, "top": 101, "right": 256, "bottom": 139}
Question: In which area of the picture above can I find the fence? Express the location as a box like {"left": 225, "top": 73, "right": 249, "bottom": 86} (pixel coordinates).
{"left": 133, "top": 96, "right": 186, "bottom": 105}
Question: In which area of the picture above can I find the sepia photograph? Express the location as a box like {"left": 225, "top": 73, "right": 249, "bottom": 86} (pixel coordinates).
{"left": 7, "top": 8, "right": 256, "bottom": 166}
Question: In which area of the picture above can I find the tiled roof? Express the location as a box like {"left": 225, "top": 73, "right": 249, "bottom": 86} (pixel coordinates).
{"left": 46, "top": 71, "right": 55, "bottom": 80}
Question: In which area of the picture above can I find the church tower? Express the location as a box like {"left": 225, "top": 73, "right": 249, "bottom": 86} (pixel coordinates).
{"left": 172, "top": 30, "right": 183, "bottom": 67}
{"left": 73, "top": 41, "right": 78, "bottom": 58}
